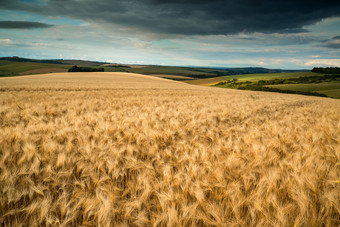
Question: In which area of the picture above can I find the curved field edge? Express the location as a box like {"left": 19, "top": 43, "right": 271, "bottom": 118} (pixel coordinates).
{"left": 0, "top": 72, "right": 339, "bottom": 226}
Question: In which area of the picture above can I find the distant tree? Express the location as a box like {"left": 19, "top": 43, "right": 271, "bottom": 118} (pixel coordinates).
{"left": 68, "top": 65, "right": 80, "bottom": 72}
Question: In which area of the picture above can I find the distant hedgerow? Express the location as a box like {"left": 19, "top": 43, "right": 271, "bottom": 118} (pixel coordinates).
{"left": 312, "top": 67, "right": 340, "bottom": 74}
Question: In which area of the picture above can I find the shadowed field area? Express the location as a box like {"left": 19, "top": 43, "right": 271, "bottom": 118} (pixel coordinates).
{"left": 0, "top": 61, "right": 70, "bottom": 76}
{"left": 0, "top": 72, "right": 339, "bottom": 226}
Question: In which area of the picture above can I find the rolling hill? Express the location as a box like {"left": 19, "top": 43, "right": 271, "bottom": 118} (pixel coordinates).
{"left": 0, "top": 56, "right": 307, "bottom": 79}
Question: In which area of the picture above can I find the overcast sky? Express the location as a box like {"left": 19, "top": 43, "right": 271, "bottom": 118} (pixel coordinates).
{"left": 0, "top": 0, "right": 340, "bottom": 69}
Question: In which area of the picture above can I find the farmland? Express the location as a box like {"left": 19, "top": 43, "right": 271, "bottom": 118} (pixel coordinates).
{"left": 190, "top": 72, "right": 340, "bottom": 99}
{"left": 267, "top": 82, "right": 340, "bottom": 99}
{"left": 0, "top": 57, "right": 306, "bottom": 79}
{"left": 0, "top": 72, "right": 339, "bottom": 226}
{"left": 0, "top": 61, "right": 69, "bottom": 76}
{"left": 186, "top": 72, "right": 322, "bottom": 86}
{"left": 219, "top": 72, "right": 319, "bottom": 82}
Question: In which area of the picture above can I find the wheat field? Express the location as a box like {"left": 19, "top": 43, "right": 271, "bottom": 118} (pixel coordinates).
{"left": 0, "top": 72, "right": 339, "bottom": 226}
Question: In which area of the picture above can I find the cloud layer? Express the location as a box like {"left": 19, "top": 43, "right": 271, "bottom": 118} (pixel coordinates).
{"left": 323, "top": 36, "right": 340, "bottom": 49}
{"left": 1, "top": 0, "right": 340, "bottom": 35}
{"left": 0, "top": 21, "right": 53, "bottom": 29}
{"left": 0, "top": 0, "right": 339, "bottom": 68}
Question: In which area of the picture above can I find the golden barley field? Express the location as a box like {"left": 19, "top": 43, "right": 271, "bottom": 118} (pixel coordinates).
{"left": 0, "top": 72, "right": 339, "bottom": 226}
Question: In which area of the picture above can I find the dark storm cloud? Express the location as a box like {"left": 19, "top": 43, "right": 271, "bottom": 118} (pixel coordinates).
{"left": 323, "top": 36, "right": 340, "bottom": 49}
{"left": 1, "top": 0, "right": 340, "bottom": 35}
{"left": 0, "top": 21, "right": 53, "bottom": 29}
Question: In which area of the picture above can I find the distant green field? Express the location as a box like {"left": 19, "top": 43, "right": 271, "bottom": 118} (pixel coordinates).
{"left": 203, "top": 72, "right": 340, "bottom": 99}
{"left": 321, "top": 89, "right": 340, "bottom": 99}
{"left": 0, "top": 61, "right": 70, "bottom": 75}
{"left": 267, "top": 82, "right": 340, "bottom": 99}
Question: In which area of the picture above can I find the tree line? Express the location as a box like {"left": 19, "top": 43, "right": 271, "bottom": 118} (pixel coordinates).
{"left": 68, "top": 65, "right": 104, "bottom": 72}
{"left": 312, "top": 67, "right": 340, "bottom": 74}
